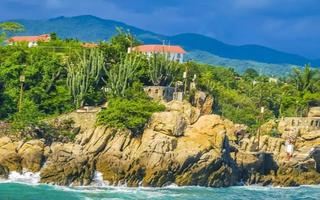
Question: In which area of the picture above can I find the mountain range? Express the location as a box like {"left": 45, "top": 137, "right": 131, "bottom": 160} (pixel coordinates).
{"left": 7, "top": 15, "right": 320, "bottom": 75}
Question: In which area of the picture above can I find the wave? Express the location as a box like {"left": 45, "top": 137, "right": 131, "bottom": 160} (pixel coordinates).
{"left": 0, "top": 170, "right": 40, "bottom": 185}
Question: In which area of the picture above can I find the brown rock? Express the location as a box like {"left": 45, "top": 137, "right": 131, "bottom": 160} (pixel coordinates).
{"left": 40, "top": 142, "right": 93, "bottom": 186}
{"left": 0, "top": 137, "right": 21, "bottom": 172}
{"left": 18, "top": 140, "right": 45, "bottom": 172}
{"left": 151, "top": 111, "right": 187, "bottom": 137}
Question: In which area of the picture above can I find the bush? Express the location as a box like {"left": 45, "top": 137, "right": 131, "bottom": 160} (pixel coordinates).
{"left": 11, "top": 99, "right": 43, "bottom": 132}
{"left": 96, "top": 91, "right": 165, "bottom": 135}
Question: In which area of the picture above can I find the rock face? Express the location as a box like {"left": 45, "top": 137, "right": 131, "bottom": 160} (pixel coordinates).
{"left": 238, "top": 130, "right": 320, "bottom": 186}
{"left": 1, "top": 99, "right": 320, "bottom": 187}
{"left": 38, "top": 100, "right": 239, "bottom": 187}
{"left": 0, "top": 137, "right": 22, "bottom": 172}
{"left": 94, "top": 110, "right": 238, "bottom": 187}
{"left": 40, "top": 143, "right": 94, "bottom": 186}
{"left": 308, "top": 107, "right": 320, "bottom": 117}
{"left": 18, "top": 140, "right": 45, "bottom": 172}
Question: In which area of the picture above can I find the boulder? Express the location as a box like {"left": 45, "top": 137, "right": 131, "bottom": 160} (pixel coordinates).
{"left": 308, "top": 107, "right": 320, "bottom": 117}
{"left": 40, "top": 143, "right": 93, "bottom": 186}
{"left": 166, "top": 101, "right": 201, "bottom": 124}
{"left": 18, "top": 140, "right": 45, "bottom": 172}
{"left": 193, "top": 91, "right": 214, "bottom": 115}
{"left": 151, "top": 111, "right": 187, "bottom": 137}
{"left": 0, "top": 137, "right": 22, "bottom": 172}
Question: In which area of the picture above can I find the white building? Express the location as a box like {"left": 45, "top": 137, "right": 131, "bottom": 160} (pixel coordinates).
{"left": 128, "top": 44, "right": 186, "bottom": 63}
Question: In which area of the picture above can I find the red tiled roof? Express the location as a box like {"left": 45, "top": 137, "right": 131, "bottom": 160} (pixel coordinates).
{"left": 132, "top": 45, "right": 186, "bottom": 54}
{"left": 8, "top": 34, "right": 50, "bottom": 43}
{"left": 81, "top": 43, "right": 99, "bottom": 48}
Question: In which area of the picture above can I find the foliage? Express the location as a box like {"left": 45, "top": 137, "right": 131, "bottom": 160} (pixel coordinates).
{"left": 148, "top": 54, "right": 180, "bottom": 86}
{"left": 11, "top": 99, "right": 43, "bottom": 132}
{"left": 0, "top": 22, "right": 24, "bottom": 43}
{"left": 104, "top": 53, "right": 141, "bottom": 97}
{"left": 0, "top": 46, "right": 74, "bottom": 120}
{"left": 1, "top": 31, "right": 319, "bottom": 137}
{"left": 96, "top": 84, "right": 165, "bottom": 135}
{"left": 67, "top": 48, "right": 105, "bottom": 108}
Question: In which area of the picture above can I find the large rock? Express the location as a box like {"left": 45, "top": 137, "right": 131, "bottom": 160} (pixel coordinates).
{"left": 40, "top": 143, "right": 93, "bottom": 186}
{"left": 0, "top": 137, "right": 22, "bottom": 172}
{"left": 95, "top": 109, "right": 239, "bottom": 187}
{"left": 193, "top": 91, "right": 214, "bottom": 115}
{"left": 18, "top": 140, "right": 45, "bottom": 172}
{"left": 166, "top": 101, "right": 201, "bottom": 124}
{"left": 151, "top": 111, "right": 187, "bottom": 137}
{"left": 308, "top": 107, "right": 320, "bottom": 117}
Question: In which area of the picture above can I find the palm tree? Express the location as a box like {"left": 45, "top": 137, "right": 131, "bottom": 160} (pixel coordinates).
{"left": 291, "top": 64, "right": 316, "bottom": 93}
{"left": 291, "top": 64, "right": 318, "bottom": 116}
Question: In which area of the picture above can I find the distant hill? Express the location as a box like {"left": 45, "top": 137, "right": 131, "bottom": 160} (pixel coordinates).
{"left": 7, "top": 15, "right": 320, "bottom": 75}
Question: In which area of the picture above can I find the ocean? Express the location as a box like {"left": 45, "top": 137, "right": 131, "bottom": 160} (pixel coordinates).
{"left": 0, "top": 171, "right": 319, "bottom": 200}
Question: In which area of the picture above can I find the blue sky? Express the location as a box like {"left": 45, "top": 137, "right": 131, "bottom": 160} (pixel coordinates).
{"left": 0, "top": 0, "right": 319, "bottom": 59}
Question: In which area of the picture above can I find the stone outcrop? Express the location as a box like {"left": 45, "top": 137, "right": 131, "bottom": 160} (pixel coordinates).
{"left": 40, "top": 142, "right": 94, "bottom": 186}
{"left": 18, "top": 140, "right": 45, "bottom": 172}
{"left": 1, "top": 100, "right": 320, "bottom": 188}
{"left": 36, "top": 101, "right": 241, "bottom": 187}
{"left": 308, "top": 107, "right": 320, "bottom": 117}
{"left": 94, "top": 108, "right": 238, "bottom": 187}
{"left": 238, "top": 129, "right": 320, "bottom": 186}
{"left": 0, "top": 137, "right": 22, "bottom": 172}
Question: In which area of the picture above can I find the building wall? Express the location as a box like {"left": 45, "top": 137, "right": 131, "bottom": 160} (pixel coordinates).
{"left": 278, "top": 117, "right": 320, "bottom": 138}
{"left": 143, "top": 86, "right": 174, "bottom": 102}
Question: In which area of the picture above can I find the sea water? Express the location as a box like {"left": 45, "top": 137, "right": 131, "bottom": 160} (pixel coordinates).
{"left": 0, "top": 171, "right": 320, "bottom": 200}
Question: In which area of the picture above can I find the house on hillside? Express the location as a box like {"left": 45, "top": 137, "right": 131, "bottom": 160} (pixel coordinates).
{"left": 128, "top": 44, "right": 186, "bottom": 63}
{"left": 7, "top": 34, "right": 51, "bottom": 48}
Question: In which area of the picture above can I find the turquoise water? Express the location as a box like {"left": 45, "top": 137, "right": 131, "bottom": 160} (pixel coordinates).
{"left": 1, "top": 183, "right": 320, "bottom": 200}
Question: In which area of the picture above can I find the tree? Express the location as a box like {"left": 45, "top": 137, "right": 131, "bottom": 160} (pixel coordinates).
{"left": 291, "top": 64, "right": 317, "bottom": 93}
{"left": 243, "top": 68, "right": 259, "bottom": 80}
{"left": 291, "top": 65, "right": 319, "bottom": 116}
{"left": 96, "top": 84, "right": 165, "bottom": 135}
{"left": 67, "top": 48, "right": 105, "bottom": 108}
{"left": 0, "top": 22, "right": 24, "bottom": 43}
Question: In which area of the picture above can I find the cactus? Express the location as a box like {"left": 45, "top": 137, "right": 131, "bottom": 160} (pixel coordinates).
{"left": 148, "top": 53, "right": 179, "bottom": 86}
{"left": 103, "top": 53, "right": 141, "bottom": 97}
{"left": 66, "top": 48, "right": 104, "bottom": 108}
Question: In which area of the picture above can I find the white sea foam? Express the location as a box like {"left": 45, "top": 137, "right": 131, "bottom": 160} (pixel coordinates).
{"left": 90, "top": 171, "right": 109, "bottom": 187}
{"left": 4, "top": 170, "right": 40, "bottom": 185}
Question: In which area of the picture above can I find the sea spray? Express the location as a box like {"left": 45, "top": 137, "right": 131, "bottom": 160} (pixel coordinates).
{"left": 6, "top": 170, "right": 40, "bottom": 185}
{"left": 90, "top": 171, "right": 109, "bottom": 187}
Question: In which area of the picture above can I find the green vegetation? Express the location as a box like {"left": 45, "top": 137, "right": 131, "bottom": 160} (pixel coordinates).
{"left": 0, "top": 22, "right": 319, "bottom": 138}
{"left": 97, "top": 85, "right": 165, "bottom": 135}
{"left": 0, "top": 22, "right": 24, "bottom": 43}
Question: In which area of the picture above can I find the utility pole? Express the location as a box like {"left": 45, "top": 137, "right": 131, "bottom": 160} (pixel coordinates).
{"left": 257, "top": 106, "right": 265, "bottom": 151}
{"left": 18, "top": 74, "right": 25, "bottom": 112}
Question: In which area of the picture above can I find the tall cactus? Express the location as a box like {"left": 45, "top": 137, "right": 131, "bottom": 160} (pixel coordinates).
{"left": 148, "top": 54, "right": 179, "bottom": 86}
{"left": 66, "top": 48, "right": 104, "bottom": 108}
{"left": 104, "top": 53, "right": 141, "bottom": 97}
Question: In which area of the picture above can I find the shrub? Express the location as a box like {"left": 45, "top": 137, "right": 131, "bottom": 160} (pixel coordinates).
{"left": 96, "top": 92, "right": 165, "bottom": 135}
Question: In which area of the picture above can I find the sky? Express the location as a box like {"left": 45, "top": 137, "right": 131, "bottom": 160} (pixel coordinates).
{"left": 0, "top": 0, "right": 319, "bottom": 59}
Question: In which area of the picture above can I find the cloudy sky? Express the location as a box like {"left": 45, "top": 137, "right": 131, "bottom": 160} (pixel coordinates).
{"left": 0, "top": 0, "right": 319, "bottom": 59}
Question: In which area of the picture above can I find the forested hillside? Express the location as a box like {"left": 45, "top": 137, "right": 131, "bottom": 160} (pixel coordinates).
{"left": 1, "top": 23, "right": 319, "bottom": 137}
{"left": 6, "top": 15, "right": 319, "bottom": 75}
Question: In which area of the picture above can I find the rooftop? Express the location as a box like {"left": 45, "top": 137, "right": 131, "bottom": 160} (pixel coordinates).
{"left": 131, "top": 45, "right": 186, "bottom": 54}
{"left": 8, "top": 34, "right": 50, "bottom": 43}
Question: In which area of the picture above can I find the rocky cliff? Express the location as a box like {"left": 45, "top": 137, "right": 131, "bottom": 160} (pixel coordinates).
{"left": 0, "top": 98, "right": 320, "bottom": 187}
